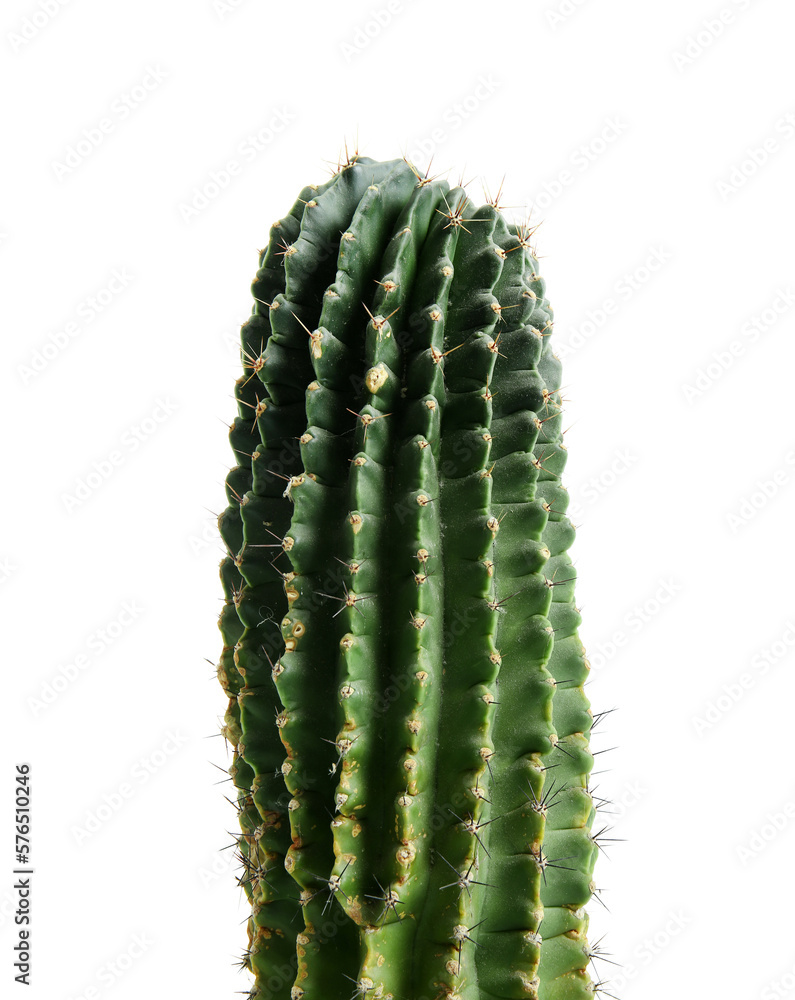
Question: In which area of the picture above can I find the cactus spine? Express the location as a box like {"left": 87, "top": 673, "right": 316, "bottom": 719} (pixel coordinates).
{"left": 217, "top": 154, "right": 601, "bottom": 1000}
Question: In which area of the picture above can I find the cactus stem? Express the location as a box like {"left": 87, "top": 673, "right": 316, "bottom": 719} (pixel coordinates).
{"left": 219, "top": 157, "right": 601, "bottom": 999}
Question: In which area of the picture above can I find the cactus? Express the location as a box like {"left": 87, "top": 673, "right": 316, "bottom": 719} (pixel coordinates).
{"left": 216, "top": 152, "right": 602, "bottom": 1000}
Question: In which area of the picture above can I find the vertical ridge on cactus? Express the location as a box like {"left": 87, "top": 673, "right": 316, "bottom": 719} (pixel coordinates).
{"left": 216, "top": 153, "right": 600, "bottom": 1000}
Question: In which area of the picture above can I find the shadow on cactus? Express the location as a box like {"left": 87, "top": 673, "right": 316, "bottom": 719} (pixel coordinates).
{"left": 216, "top": 152, "right": 608, "bottom": 1000}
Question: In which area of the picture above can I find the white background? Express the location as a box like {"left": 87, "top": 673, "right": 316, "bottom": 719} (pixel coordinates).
{"left": 2, "top": 1, "right": 794, "bottom": 998}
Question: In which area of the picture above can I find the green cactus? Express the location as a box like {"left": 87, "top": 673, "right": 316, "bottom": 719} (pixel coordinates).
{"left": 216, "top": 152, "right": 602, "bottom": 1000}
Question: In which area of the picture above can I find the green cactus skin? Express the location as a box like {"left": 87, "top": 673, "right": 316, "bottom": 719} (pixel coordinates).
{"left": 216, "top": 154, "right": 600, "bottom": 1000}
